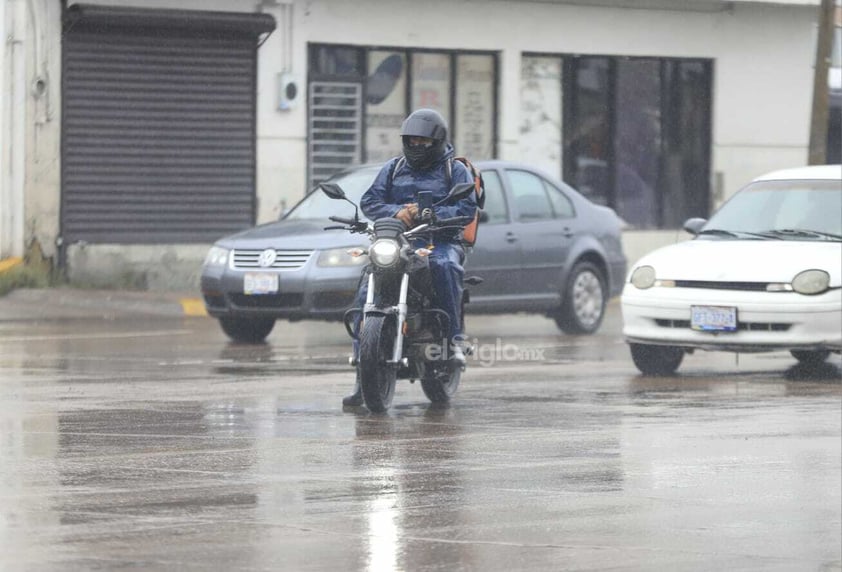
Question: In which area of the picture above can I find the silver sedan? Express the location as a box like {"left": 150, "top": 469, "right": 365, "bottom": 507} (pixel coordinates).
{"left": 201, "top": 161, "right": 627, "bottom": 343}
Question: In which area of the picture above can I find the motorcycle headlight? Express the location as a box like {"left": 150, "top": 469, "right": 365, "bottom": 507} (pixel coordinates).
{"left": 791, "top": 269, "right": 830, "bottom": 295}
{"left": 369, "top": 240, "right": 400, "bottom": 267}
{"left": 204, "top": 246, "right": 229, "bottom": 267}
{"left": 317, "top": 247, "right": 368, "bottom": 267}
{"left": 630, "top": 265, "right": 656, "bottom": 289}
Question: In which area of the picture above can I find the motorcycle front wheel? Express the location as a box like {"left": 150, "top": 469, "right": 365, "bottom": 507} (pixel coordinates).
{"left": 421, "top": 364, "right": 461, "bottom": 404}
{"left": 358, "top": 314, "right": 397, "bottom": 413}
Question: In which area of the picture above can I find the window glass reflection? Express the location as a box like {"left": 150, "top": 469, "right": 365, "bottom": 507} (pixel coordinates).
{"left": 481, "top": 170, "right": 508, "bottom": 224}
{"left": 565, "top": 57, "right": 611, "bottom": 207}
{"left": 366, "top": 51, "right": 407, "bottom": 163}
{"left": 508, "top": 170, "right": 553, "bottom": 222}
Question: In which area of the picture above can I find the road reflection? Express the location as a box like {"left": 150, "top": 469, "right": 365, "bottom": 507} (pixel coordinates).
{"left": 352, "top": 406, "right": 472, "bottom": 571}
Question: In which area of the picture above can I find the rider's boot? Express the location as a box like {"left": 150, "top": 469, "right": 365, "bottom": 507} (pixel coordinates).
{"left": 342, "top": 371, "right": 363, "bottom": 407}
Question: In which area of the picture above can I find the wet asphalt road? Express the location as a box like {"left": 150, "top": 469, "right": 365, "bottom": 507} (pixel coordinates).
{"left": 0, "top": 290, "right": 840, "bottom": 571}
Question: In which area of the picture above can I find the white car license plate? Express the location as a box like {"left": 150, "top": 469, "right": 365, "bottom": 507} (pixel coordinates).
{"left": 243, "top": 273, "right": 278, "bottom": 295}
{"left": 691, "top": 305, "right": 737, "bottom": 332}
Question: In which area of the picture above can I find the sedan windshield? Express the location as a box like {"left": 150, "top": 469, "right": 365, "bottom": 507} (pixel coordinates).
{"left": 704, "top": 180, "right": 842, "bottom": 239}
{"left": 285, "top": 166, "right": 380, "bottom": 221}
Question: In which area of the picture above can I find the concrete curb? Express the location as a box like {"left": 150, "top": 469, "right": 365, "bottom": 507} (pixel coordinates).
{"left": 0, "top": 288, "right": 209, "bottom": 321}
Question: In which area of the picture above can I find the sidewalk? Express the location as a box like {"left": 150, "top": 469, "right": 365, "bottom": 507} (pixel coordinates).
{"left": 0, "top": 287, "right": 207, "bottom": 321}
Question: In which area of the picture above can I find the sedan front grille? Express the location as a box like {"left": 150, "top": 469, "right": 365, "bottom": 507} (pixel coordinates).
{"left": 655, "top": 319, "right": 791, "bottom": 331}
{"left": 673, "top": 280, "right": 770, "bottom": 291}
{"left": 231, "top": 249, "right": 313, "bottom": 270}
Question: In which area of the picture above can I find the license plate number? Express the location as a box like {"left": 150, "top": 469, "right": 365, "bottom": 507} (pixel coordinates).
{"left": 243, "top": 273, "right": 278, "bottom": 295}
{"left": 691, "top": 305, "right": 737, "bottom": 332}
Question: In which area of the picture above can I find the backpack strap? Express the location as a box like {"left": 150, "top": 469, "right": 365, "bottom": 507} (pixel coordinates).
{"left": 387, "top": 156, "right": 406, "bottom": 192}
{"left": 445, "top": 157, "right": 453, "bottom": 188}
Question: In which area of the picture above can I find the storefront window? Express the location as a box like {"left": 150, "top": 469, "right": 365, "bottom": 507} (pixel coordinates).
{"left": 614, "top": 59, "right": 661, "bottom": 229}
{"left": 366, "top": 51, "right": 407, "bottom": 163}
{"left": 308, "top": 44, "right": 498, "bottom": 187}
{"left": 411, "top": 52, "right": 452, "bottom": 125}
{"left": 564, "top": 57, "right": 611, "bottom": 207}
{"left": 550, "top": 54, "right": 711, "bottom": 229}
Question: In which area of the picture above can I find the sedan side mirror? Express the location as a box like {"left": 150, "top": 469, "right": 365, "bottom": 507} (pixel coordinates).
{"left": 683, "top": 217, "right": 707, "bottom": 235}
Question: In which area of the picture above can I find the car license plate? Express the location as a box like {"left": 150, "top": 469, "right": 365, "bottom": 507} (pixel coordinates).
{"left": 691, "top": 305, "right": 737, "bottom": 332}
{"left": 243, "top": 273, "right": 278, "bottom": 295}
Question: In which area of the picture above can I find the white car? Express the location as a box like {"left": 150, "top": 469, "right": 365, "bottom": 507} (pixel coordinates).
{"left": 622, "top": 164, "right": 842, "bottom": 375}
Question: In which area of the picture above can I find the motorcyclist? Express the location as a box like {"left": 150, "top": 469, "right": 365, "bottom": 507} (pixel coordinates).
{"left": 343, "top": 108, "right": 478, "bottom": 407}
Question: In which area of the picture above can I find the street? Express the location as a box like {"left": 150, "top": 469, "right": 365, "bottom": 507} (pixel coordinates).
{"left": 0, "top": 289, "right": 840, "bottom": 571}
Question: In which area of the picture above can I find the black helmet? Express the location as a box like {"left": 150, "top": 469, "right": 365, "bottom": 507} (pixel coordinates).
{"left": 400, "top": 109, "right": 447, "bottom": 170}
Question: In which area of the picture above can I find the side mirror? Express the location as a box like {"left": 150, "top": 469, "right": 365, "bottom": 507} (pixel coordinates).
{"left": 434, "top": 182, "right": 475, "bottom": 206}
{"left": 478, "top": 211, "right": 489, "bottom": 223}
{"left": 683, "top": 217, "right": 707, "bottom": 235}
{"left": 319, "top": 182, "right": 347, "bottom": 200}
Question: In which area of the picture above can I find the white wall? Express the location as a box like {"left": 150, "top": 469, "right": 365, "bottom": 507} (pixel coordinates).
{"left": 266, "top": 0, "right": 817, "bottom": 213}
{"left": 20, "top": 0, "right": 821, "bottom": 287}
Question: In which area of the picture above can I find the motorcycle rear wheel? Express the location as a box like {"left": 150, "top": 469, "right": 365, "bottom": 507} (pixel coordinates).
{"left": 358, "top": 314, "right": 397, "bottom": 413}
{"left": 421, "top": 365, "right": 461, "bottom": 404}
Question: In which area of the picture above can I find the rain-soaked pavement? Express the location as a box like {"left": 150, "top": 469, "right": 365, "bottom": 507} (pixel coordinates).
{"left": 0, "top": 289, "right": 840, "bottom": 571}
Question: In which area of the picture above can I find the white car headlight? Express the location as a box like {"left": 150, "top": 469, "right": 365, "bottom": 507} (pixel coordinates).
{"left": 317, "top": 247, "right": 368, "bottom": 267}
{"left": 369, "top": 239, "right": 400, "bottom": 267}
{"left": 791, "top": 269, "right": 830, "bottom": 295}
{"left": 630, "top": 265, "right": 656, "bottom": 289}
{"left": 204, "top": 246, "right": 229, "bottom": 267}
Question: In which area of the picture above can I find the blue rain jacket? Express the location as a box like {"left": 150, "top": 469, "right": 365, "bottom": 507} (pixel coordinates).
{"left": 360, "top": 145, "right": 477, "bottom": 243}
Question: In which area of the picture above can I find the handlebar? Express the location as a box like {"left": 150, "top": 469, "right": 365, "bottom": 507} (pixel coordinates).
{"left": 329, "top": 215, "right": 357, "bottom": 225}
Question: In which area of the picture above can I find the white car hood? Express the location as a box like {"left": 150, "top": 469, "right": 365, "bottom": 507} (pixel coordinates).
{"left": 634, "top": 239, "right": 842, "bottom": 285}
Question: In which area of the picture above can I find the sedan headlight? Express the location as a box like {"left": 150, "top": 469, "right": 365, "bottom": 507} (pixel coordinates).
{"left": 317, "top": 247, "right": 368, "bottom": 267}
{"left": 369, "top": 239, "right": 400, "bottom": 268}
{"left": 630, "top": 265, "right": 656, "bottom": 289}
{"left": 791, "top": 269, "right": 830, "bottom": 295}
{"left": 204, "top": 246, "right": 229, "bottom": 267}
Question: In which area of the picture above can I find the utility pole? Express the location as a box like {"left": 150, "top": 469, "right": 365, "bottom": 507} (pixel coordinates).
{"left": 808, "top": 0, "right": 835, "bottom": 165}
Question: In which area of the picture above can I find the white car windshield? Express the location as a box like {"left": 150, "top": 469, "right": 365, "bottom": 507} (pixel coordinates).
{"left": 284, "top": 166, "right": 380, "bottom": 221}
{"left": 703, "top": 180, "right": 842, "bottom": 240}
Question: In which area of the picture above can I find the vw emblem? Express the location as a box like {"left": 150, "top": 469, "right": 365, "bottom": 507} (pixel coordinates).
{"left": 258, "top": 249, "right": 277, "bottom": 268}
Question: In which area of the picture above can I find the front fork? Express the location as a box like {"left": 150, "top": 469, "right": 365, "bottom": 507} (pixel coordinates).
{"left": 363, "top": 272, "right": 409, "bottom": 365}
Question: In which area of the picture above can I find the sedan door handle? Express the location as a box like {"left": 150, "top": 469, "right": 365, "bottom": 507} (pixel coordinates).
{"left": 562, "top": 227, "right": 574, "bottom": 238}
{"left": 505, "top": 232, "right": 518, "bottom": 243}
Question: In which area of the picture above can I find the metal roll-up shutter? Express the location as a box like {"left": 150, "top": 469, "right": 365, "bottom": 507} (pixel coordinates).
{"left": 61, "top": 5, "right": 275, "bottom": 244}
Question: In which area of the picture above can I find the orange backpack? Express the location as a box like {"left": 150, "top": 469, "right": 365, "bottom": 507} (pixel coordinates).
{"left": 389, "top": 156, "right": 486, "bottom": 246}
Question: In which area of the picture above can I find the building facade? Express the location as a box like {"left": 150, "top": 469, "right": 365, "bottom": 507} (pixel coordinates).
{"left": 0, "top": 0, "right": 831, "bottom": 289}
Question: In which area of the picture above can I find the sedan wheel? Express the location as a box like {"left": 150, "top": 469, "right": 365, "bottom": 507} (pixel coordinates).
{"left": 218, "top": 316, "right": 276, "bottom": 343}
{"left": 629, "top": 343, "right": 684, "bottom": 376}
{"left": 555, "top": 262, "right": 606, "bottom": 335}
{"left": 790, "top": 350, "right": 830, "bottom": 366}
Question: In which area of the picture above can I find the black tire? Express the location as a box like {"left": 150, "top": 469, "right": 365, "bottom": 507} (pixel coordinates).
{"left": 555, "top": 261, "right": 606, "bottom": 335}
{"left": 358, "top": 315, "right": 397, "bottom": 413}
{"left": 421, "top": 365, "right": 462, "bottom": 404}
{"left": 790, "top": 350, "right": 830, "bottom": 365}
{"left": 218, "top": 316, "right": 275, "bottom": 343}
{"left": 630, "top": 343, "right": 684, "bottom": 376}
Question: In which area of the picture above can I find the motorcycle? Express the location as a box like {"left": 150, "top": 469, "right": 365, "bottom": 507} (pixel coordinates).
{"left": 320, "top": 181, "right": 482, "bottom": 413}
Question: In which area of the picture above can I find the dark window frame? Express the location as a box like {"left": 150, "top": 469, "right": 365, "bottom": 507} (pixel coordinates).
{"left": 527, "top": 51, "right": 713, "bottom": 230}
{"left": 308, "top": 43, "right": 499, "bottom": 184}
